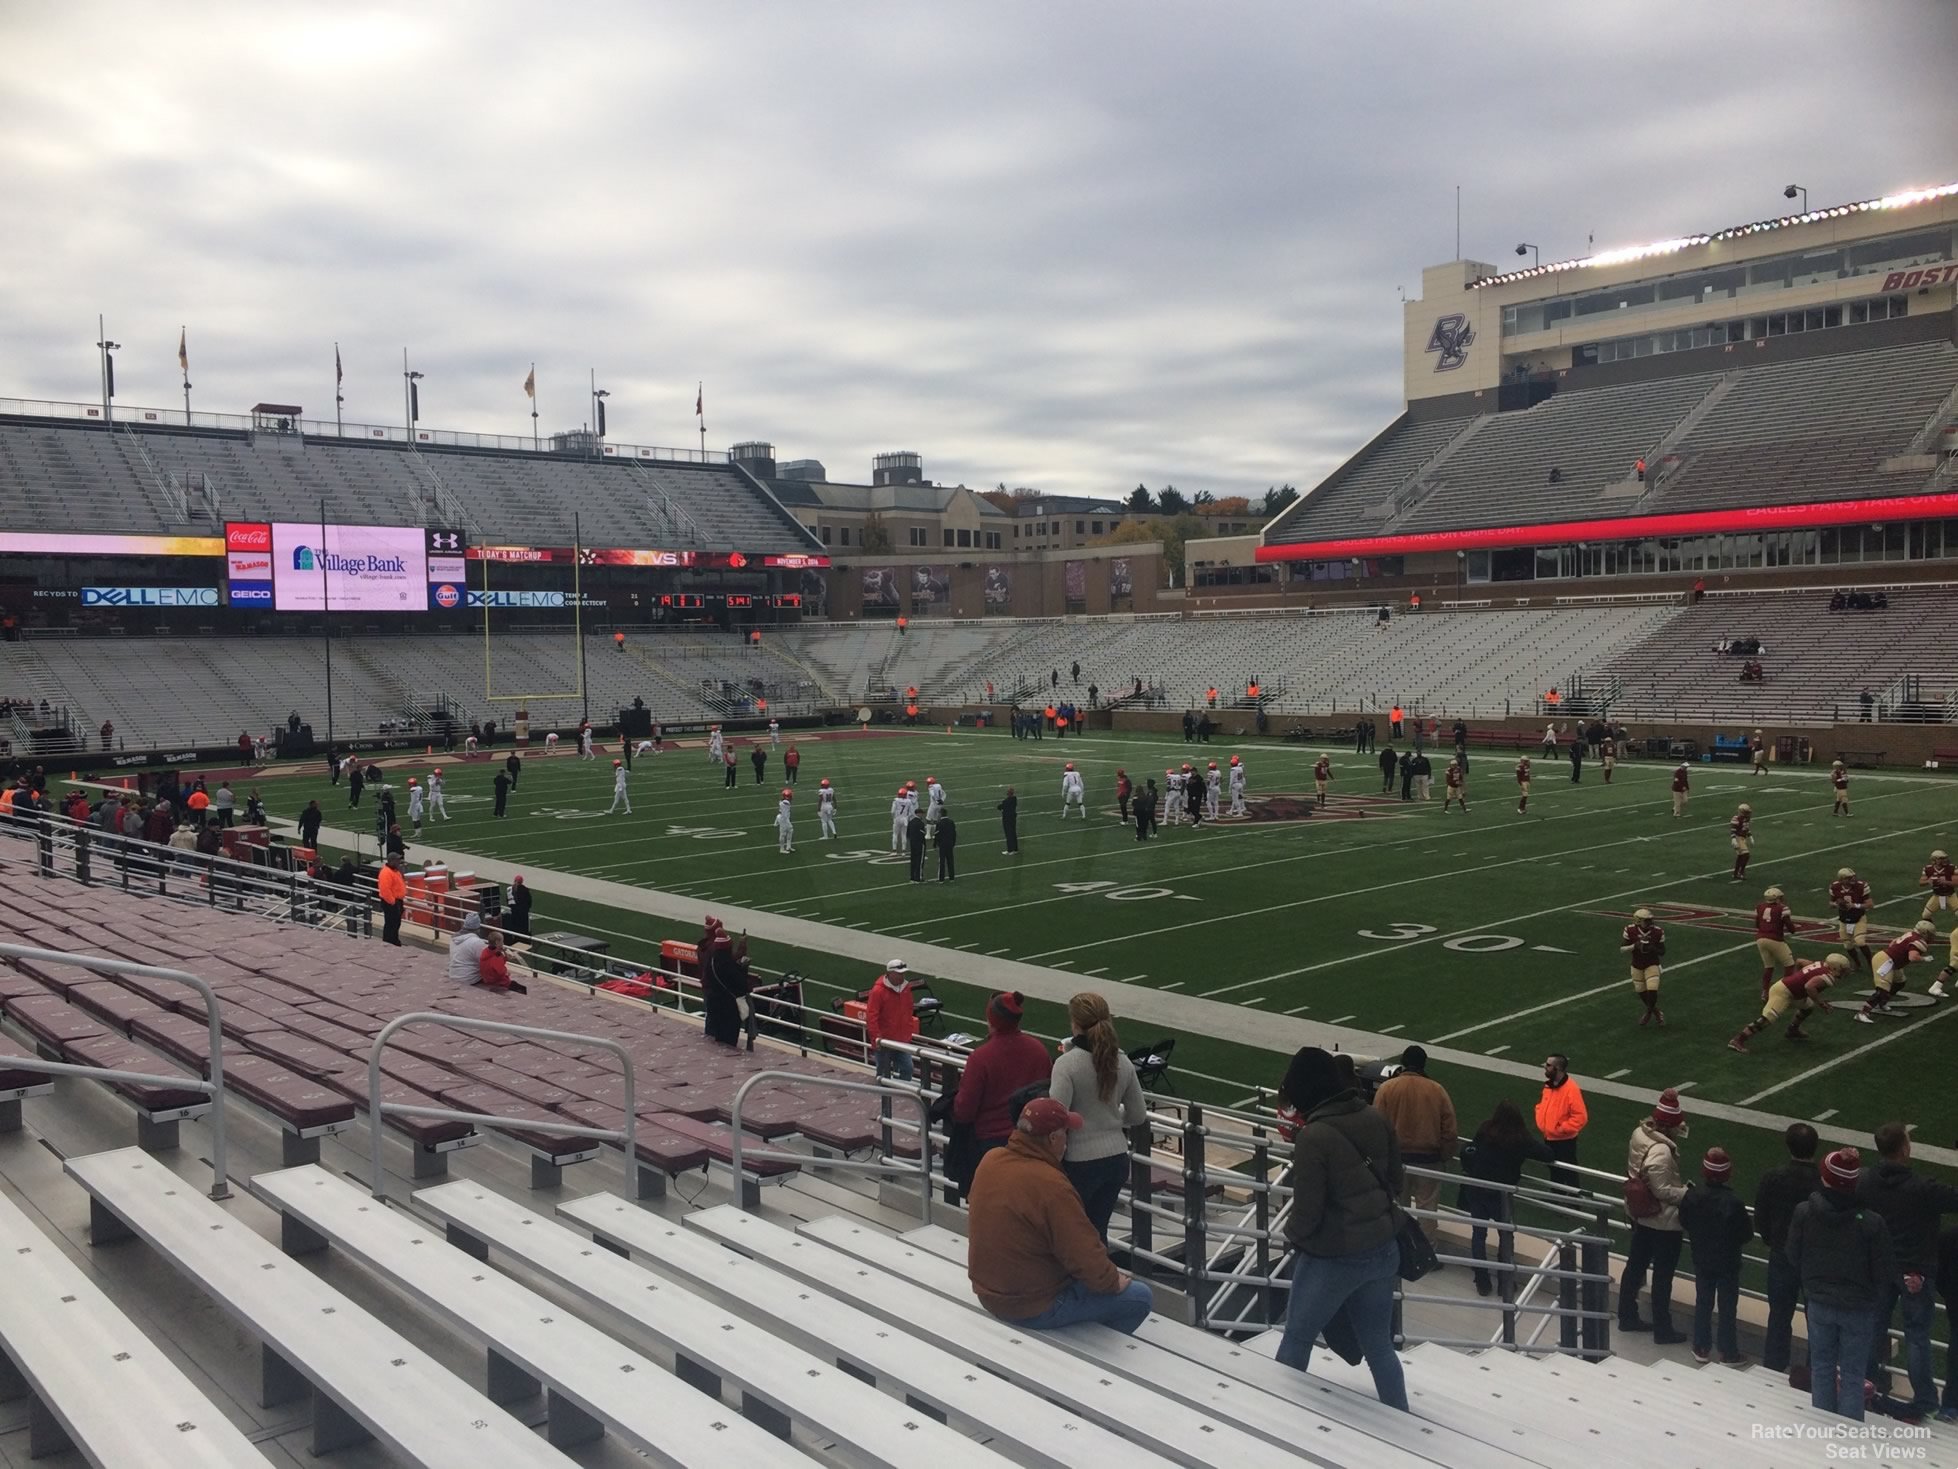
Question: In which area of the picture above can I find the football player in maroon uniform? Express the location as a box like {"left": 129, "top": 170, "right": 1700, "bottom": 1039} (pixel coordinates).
{"left": 1753, "top": 885, "right": 1796, "bottom": 999}
{"left": 1859, "top": 922, "right": 1936, "bottom": 1022}
{"left": 1828, "top": 866, "right": 1873, "bottom": 971}
{"left": 1729, "top": 954, "right": 1848, "bottom": 1051}
{"left": 1622, "top": 907, "right": 1667, "bottom": 1027}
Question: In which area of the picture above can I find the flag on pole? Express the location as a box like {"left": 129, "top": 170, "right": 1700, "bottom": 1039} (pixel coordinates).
{"left": 695, "top": 383, "right": 703, "bottom": 418}
{"left": 335, "top": 345, "right": 343, "bottom": 386}
{"left": 177, "top": 328, "right": 188, "bottom": 375}
{"left": 523, "top": 366, "right": 536, "bottom": 399}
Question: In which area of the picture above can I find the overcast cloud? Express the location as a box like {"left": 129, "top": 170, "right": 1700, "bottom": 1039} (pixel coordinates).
{"left": 1, "top": 1, "right": 1953, "bottom": 501}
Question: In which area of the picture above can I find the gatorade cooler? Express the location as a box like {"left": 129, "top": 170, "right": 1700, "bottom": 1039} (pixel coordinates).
{"left": 514, "top": 707, "right": 530, "bottom": 747}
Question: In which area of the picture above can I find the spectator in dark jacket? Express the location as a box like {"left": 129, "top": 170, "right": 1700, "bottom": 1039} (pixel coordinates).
{"left": 1377, "top": 745, "right": 1397, "bottom": 793}
{"left": 1455, "top": 1100, "right": 1554, "bottom": 1297}
{"left": 1754, "top": 1122, "right": 1820, "bottom": 1372}
{"left": 1856, "top": 1121, "right": 1958, "bottom": 1416}
{"left": 1274, "top": 1046, "right": 1407, "bottom": 1411}
{"left": 1935, "top": 1226, "right": 1958, "bottom": 1420}
{"left": 1679, "top": 1147, "right": 1753, "bottom": 1364}
{"left": 1789, "top": 1147, "right": 1897, "bottom": 1421}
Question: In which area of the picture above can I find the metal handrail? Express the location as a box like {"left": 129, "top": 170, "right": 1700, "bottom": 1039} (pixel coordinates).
{"left": 365, "top": 1012, "right": 635, "bottom": 1199}
{"left": 0, "top": 941, "right": 230, "bottom": 1200}
{"left": 729, "top": 1068, "right": 934, "bottom": 1224}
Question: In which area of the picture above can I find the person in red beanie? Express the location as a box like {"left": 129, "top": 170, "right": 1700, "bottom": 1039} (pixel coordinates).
{"left": 1789, "top": 1147, "right": 1896, "bottom": 1421}
{"left": 1618, "top": 1088, "right": 1691, "bottom": 1343}
{"left": 1679, "top": 1146, "right": 1754, "bottom": 1363}
{"left": 949, "top": 992, "right": 1052, "bottom": 1197}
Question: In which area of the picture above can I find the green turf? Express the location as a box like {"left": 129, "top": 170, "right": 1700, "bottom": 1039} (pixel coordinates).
{"left": 260, "top": 727, "right": 1958, "bottom": 1162}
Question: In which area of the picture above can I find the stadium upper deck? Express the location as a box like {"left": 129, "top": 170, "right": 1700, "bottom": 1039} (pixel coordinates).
{"left": 1262, "top": 182, "right": 1958, "bottom": 583}
{"left": 0, "top": 402, "right": 823, "bottom": 556}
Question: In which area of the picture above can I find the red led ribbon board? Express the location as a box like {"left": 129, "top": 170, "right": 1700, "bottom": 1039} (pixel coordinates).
{"left": 1254, "top": 492, "right": 1958, "bottom": 563}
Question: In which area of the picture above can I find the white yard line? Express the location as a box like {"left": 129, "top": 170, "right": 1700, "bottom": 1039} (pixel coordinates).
{"left": 1379, "top": 1023, "right": 1406, "bottom": 1034}
{"left": 1739, "top": 996, "right": 1958, "bottom": 1106}
{"left": 1607, "top": 1068, "right": 1633, "bottom": 1080}
{"left": 1330, "top": 1014, "right": 1356, "bottom": 1025}
{"left": 1427, "top": 884, "right": 1932, "bottom": 1046}
{"left": 1285, "top": 1003, "right": 1312, "bottom": 1015}
{"left": 1813, "top": 1109, "right": 1840, "bottom": 1122}
{"left": 1485, "top": 1044, "right": 1510, "bottom": 1056}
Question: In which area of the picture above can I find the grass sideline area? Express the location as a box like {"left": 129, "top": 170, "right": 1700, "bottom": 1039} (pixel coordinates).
{"left": 195, "top": 724, "right": 1958, "bottom": 1177}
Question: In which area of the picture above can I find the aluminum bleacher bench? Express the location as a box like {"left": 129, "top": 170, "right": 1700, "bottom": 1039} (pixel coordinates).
{"left": 892, "top": 1222, "right": 1594, "bottom": 1468}
{"left": 414, "top": 1181, "right": 1012, "bottom": 1469}
{"left": 63, "top": 1148, "right": 574, "bottom": 1466}
{"left": 248, "top": 1165, "right": 809, "bottom": 1465}
{"left": 0, "top": 1031, "right": 54, "bottom": 1132}
{"left": 551, "top": 1191, "right": 1183, "bottom": 1469}
{"left": 676, "top": 1204, "right": 1381, "bottom": 1469}
{"left": 803, "top": 1212, "right": 1542, "bottom": 1469}
{"left": 0, "top": 1186, "right": 271, "bottom": 1467}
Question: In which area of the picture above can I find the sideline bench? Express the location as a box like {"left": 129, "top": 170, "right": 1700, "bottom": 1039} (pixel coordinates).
{"left": 63, "top": 1148, "right": 573, "bottom": 1466}
{"left": 680, "top": 1205, "right": 1355, "bottom": 1469}
{"left": 0, "top": 1186, "right": 270, "bottom": 1467}
{"left": 249, "top": 1165, "right": 807, "bottom": 1465}
{"left": 416, "top": 1181, "right": 1008, "bottom": 1469}
{"left": 553, "top": 1192, "right": 1181, "bottom": 1469}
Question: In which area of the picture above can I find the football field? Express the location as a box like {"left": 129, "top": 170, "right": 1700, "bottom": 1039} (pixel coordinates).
{"left": 274, "top": 726, "right": 1958, "bottom": 1178}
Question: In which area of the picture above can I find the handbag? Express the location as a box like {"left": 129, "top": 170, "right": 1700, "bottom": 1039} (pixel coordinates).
{"left": 1624, "top": 1171, "right": 1661, "bottom": 1219}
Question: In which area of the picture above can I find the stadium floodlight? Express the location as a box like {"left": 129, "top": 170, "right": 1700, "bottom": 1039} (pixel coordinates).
{"left": 1783, "top": 184, "right": 1807, "bottom": 214}
{"left": 95, "top": 316, "right": 121, "bottom": 425}
{"left": 1515, "top": 242, "right": 1540, "bottom": 267}
{"left": 403, "top": 367, "right": 424, "bottom": 437}
{"left": 589, "top": 369, "right": 610, "bottom": 459}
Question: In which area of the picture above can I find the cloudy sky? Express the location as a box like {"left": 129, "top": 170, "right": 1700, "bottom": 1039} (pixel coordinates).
{"left": 2, "top": 2, "right": 1953, "bottom": 501}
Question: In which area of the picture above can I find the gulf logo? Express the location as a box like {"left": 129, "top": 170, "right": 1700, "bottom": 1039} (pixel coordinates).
{"left": 434, "top": 583, "right": 461, "bottom": 609}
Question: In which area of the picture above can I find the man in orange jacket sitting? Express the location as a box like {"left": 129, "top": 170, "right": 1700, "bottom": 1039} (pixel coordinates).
{"left": 967, "top": 1096, "right": 1153, "bottom": 1334}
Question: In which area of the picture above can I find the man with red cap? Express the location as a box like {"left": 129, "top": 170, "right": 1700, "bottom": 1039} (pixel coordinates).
{"left": 1679, "top": 1146, "right": 1754, "bottom": 1363}
{"left": 1618, "top": 1088, "right": 1690, "bottom": 1344}
{"left": 1789, "top": 1147, "right": 1896, "bottom": 1421}
{"left": 965, "top": 1094, "right": 1153, "bottom": 1334}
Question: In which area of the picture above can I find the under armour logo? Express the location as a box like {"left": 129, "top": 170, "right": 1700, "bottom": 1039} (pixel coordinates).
{"left": 1426, "top": 314, "right": 1475, "bottom": 372}
{"left": 429, "top": 531, "right": 460, "bottom": 551}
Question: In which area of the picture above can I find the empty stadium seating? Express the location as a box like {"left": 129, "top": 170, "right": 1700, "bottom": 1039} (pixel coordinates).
{"left": 1593, "top": 585, "right": 1958, "bottom": 722}
{"left": 1271, "top": 338, "right": 1958, "bottom": 546}
{"left": 0, "top": 416, "right": 820, "bottom": 553}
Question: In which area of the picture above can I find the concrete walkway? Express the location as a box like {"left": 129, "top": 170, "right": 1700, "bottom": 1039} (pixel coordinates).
{"left": 288, "top": 816, "right": 1958, "bottom": 1168}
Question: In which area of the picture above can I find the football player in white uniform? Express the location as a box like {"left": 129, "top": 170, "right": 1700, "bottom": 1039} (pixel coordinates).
{"left": 707, "top": 725, "right": 724, "bottom": 763}
{"left": 925, "top": 777, "right": 946, "bottom": 840}
{"left": 406, "top": 778, "right": 425, "bottom": 834}
{"left": 607, "top": 759, "right": 631, "bottom": 814}
{"left": 543, "top": 730, "right": 560, "bottom": 753}
{"left": 1165, "top": 767, "right": 1186, "bottom": 826}
{"left": 768, "top": 719, "right": 781, "bottom": 750}
{"left": 1205, "top": 761, "right": 1223, "bottom": 821}
{"left": 427, "top": 769, "right": 448, "bottom": 820}
{"left": 889, "top": 785, "right": 909, "bottom": 851}
{"left": 817, "top": 778, "right": 838, "bottom": 839}
{"left": 1228, "top": 755, "right": 1247, "bottom": 817}
{"left": 1060, "top": 763, "right": 1086, "bottom": 818}
{"left": 775, "top": 788, "right": 795, "bottom": 852}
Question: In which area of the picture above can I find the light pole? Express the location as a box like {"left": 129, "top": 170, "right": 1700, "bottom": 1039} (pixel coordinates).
{"left": 95, "top": 316, "right": 120, "bottom": 425}
{"left": 589, "top": 369, "right": 608, "bottom": 461}
{"left": 402, "top": 349, "right": 423, "bottom": 444}
{"left": 1783, "top": 184, "right": 1808, "bottom": 214}
{"left": 1515, "top": 242, "right": 1540, "bottom": 268}
{"left": 334, "top": 342, "right": 345, "bottom": 436}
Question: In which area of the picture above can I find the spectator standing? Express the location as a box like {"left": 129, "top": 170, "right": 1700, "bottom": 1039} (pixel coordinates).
{"left": 1856, "top": 1121, "right": 1958, "bottom": 1416}
{"left": 1790, "top": 1148, "right": 1896, "bottom": 1421}
{"left": 750, "top": 746, "right": 768, "bottom": 784}
{"left": 950, "top": 992, "right": 1053, "bottom": 1193}
{"left": 1568, "top": 736, "right": 1584, "bottom": 784}
{"left": 1411, "top": 750, "right": 1431, "bottom": 801}
{"left": 377, "top": 855, "right": 407, "bottom": 946}
{"left": 906, "top": 810, "right": 927, "bottom": 882}
{"left": 506, "top": 874, "right": 532, "bottom": 938}
{"left": 1456, "top": 1100, "right": 1553, "bottom": 1297}
{"left": 1679, "top": 1147, "right": 1753, "bottom": 1364}
{"left": 492, "top": 768, "right": 510, "bottom": 818}
{"left": 1618, "top": 1088, "right": 1690, "bottom": 1343}
{"left": 1272, "top": 1046, "right": 1408, "bottom": 1411}
{"left": 1372, "top": 1045, "right": 1456, "bottom": 1248}
{"left": 997, "top": 787, "right": 1019, "bottom": 854}
{"left": 1048, "top": 994, "right": 1148, "bottom": 1243}
{"left": 1754, "top": 1122, "right": 1821, "bottom": 1373}
{"left": 864, "top": 961, "right": 918, "bottom": 1081}
{"left": 213, "top": 781, "right": 236, "bottom": 828}
{"left": 1535, "top": 1054, "right": 1588, "bottom": 1185}
{"left": 965, "top": 1097, "right": 1152, "bottom": 1333}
